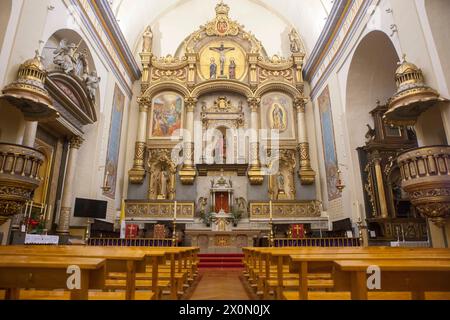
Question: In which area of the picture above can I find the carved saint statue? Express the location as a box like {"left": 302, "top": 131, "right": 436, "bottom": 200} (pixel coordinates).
{"left": 197, "top": 197, "right": 208, "bottom": 216}
{"left": 53, "top": 39, "right": 78, "bottom": 74}
{"left": 142, "top": 26, "right": 153, "bottom": 53}
{"left": 229, "top": 57, "right": 236, "bottom": 80}
{"left": 210, "top": 58, "right": 217, "bottom": 79}
{"left": 159, "top": 167, "right": 169, "bottom": 199}
{"left": 277, "top": 172, "right": 286, "bottom": 192}
{"left": 289, "top": 28, "right": 302, "bottom": 54}
{"left": 209, "top": 42, "right": 235, "bottom": 76}
{"left": 84, "top": 70, "right": 101, "bottom": 100}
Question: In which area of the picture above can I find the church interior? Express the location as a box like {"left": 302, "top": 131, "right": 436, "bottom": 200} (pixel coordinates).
{"left": 0, "top": 0, "right": 449, "bottom": 302}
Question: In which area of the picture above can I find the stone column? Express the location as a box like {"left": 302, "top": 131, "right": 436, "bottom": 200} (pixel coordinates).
{"left": 295, "top": 97, "right": 316, "bottom": 185}
{"left": 57, "top": 136, "right": 83, "bottom": 235}
{"left": 247, "top": 98, "right": 264, "bottom": 185}
{"left": 129, "top": 98, "right": 149, "bottom": 184}
{"left": 22, "top": 121, "right": 38, "bottom": 147}
{"left": 180, "top": 98, "right": 197, "bottom": 185}
{"left": 373, "top": 156, "right": 389, "bottom": 219}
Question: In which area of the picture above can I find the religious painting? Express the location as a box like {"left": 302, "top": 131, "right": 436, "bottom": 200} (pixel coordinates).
{"left": 150, "top": 92, "right": 183, "bottom": 139}
{"left": 261, "top": 93, "right": 295, "bottom": 139}
{"left": 103, "top": 84, "right": 125, "bottom": 199}
{"left": 199, "top": 40, "right": 246, "bottom": 81}
{"left": 318, "top": 86, "right": 341, "bottom": 201}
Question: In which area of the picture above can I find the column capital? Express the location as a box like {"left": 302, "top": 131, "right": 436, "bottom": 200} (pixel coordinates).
{"left": 294, "top": 96, "right": 308, "bottom": 113}
{"left": 247, "top": 97, "right": 261, "bottom": 112}
{"left": 137, "top": 96, "right": 151, "bottom": 112}
{"left": 185, "top": 97, "right": 197, "bottom": 112}
{"left": 69, "top": 136, "right": 84, "bottom": 149}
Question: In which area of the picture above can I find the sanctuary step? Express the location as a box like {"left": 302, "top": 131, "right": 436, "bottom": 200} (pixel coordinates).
{"left": 198, "top": 254, "right": 244, "bottom": 269}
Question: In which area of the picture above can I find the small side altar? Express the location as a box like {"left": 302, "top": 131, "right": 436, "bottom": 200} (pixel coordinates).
{"left": 185, "top": 229, "right": 261, "bottom": 253}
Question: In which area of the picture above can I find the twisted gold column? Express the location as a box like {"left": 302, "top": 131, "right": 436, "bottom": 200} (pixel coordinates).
{"left": 57, "top": 136, "right": 83, "bottom": 235}
{"left": 373, "top": 156, "right": 389, "bottom": 219}
{"left": 247, "top": 98, "right": 264, "bottom": 185}
{"left": 129, "top": 98, "right": 149, "bottom": 184}
{"left": 295, "top": 97, "right": 316, "bottom": 185}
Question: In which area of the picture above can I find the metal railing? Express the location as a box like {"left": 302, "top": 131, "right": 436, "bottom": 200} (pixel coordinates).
{"left": 274, "top": 237, "right": 361, "bottom": 247}
{"left": 87, "top": 238, "right": 175, "bottom": 247}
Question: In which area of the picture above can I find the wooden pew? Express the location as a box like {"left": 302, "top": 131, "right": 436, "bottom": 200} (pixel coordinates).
{"left": 243, "top": 247, "right": 450, "bottom": 300}
{"left": 287, "top": 252, "right": 450, "bottom": 300}
{"left": 0, "top": 255, "right": 105, "bottom": 300}
{"left": 333, "top": 259, "right": 450, "bottom": 300}
{"left": 0, "top": 246, "right": 165, "bottom": 300}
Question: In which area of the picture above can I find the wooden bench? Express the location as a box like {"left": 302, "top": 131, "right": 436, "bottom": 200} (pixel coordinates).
{"left": 0, "top": 255, "right": 105, "bottom": 300}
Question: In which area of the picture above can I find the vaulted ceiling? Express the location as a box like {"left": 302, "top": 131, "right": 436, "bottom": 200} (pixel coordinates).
{"left": 109, "top": 0, "right": 334, "bottom": 58}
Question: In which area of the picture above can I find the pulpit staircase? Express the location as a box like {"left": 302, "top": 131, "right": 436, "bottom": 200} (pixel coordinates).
{"left": 198, "top": 254, "right": 244, "bottom": 269}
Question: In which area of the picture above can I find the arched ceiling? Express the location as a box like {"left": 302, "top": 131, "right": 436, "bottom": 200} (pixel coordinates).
{"left": 109, "top": 0, "right": 333, "bottom": 58}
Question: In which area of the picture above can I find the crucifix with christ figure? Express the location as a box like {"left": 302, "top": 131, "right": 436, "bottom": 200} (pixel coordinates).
{"left": 210, "top": 42, "right": 235, "bottom": 77}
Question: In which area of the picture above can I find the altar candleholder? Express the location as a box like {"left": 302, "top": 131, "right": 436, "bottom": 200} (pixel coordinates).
{"left": 269, "top": 219, "right": 275, "bottom": 248}
{"left": 172, "top": 219, "right": 177, "bottom": 247}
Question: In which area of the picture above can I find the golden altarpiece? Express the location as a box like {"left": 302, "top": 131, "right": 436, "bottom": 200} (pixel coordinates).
{"left": 125, "top": 3, "right": 327, "bottom": 252}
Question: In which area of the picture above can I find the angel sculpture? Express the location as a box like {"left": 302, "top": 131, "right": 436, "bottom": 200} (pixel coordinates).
{"left": 365, "top": 124, "right": 376, "bottom": 143}
{"left": 53, "top": 39, "right": 79, "bottom": 74}
{"left": 84, "top": 70, "right": 101, "bottom": 100}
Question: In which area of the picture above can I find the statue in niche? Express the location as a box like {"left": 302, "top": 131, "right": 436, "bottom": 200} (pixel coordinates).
{"left": 272, "top": 103, "right": 286, "bottom": 131}
{"left": 235, "top": 197, "right": 247, "bottom": 213}
{"left": 158, "top": 167, "right": 169, "bottom": 199}
{"left": 289, "top": 28, "right": 302, "bottom": 54}
{"left": 53, "top": 39, "right": 79, "bottom": 74}
{"left": 210, "top": 58, "right": 217, "bottom": 79}
{"left": 209, "top": 42, "right": 235, "bottom": 77}
{"left": 84, "top": 70, "right": 101, "bottom": 100}
{"left": 197, "top": 197, "right": 208, "bottom": 216}
{"left": 277, "top": 172, "right": 286, "bottom": 193}
{"left": 142, "top": 26, "right": 153, "bottom": 53}
{"left": 229, "top": 57, "right": 236, "bottom": 79}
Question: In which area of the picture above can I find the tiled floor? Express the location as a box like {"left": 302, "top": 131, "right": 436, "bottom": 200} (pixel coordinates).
{"left": 189, "top": 269, "right": 250, "bottom": 300}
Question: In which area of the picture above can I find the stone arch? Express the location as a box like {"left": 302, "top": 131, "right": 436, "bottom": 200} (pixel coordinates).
{"left": 0, "top": 0, "right": 12, "bottom": 50}
{"left": 191, "top": 81, "right": 253, "bottom": 100}
{"left": 345, "top": 30, "right": 399, "bottom": 213}
{"left": 254, "top": 82, "right": 300, "bottom": 100}
{"left": 143, "top": 81, "right": 190, "bottom": 100}
{"left": 42, "top": 28, "right": 100, "bottom": 122}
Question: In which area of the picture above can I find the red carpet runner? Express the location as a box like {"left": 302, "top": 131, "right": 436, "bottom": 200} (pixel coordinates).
{"left": 198, "top": 253, "right": 244, "bottom": 269}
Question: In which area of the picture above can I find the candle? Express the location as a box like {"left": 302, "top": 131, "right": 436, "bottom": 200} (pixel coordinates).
{"left": 42, "top": 204, "right": 47, "bottom": 222}
{"left": 47, "top": 205, "right": 52, "bottom": 221}
{"left": 269, "top": 201, "right": 273, "bottom": 220}
{"left": 174, "top": 201, "right": 177, "bottom": 220}
{"left": 24, "top": 201, "right": 29, "bottom": 215}
{"left": 29, "top": 201, "right": 34, "bottom": 218}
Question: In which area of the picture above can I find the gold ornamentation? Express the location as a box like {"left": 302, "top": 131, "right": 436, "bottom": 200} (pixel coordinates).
{"left": 0, "top": 51, "right": 59, "bottom": 121}
{"left": 126, "top": 201, "right": 195, "bottom": 220}
{"left": 397, "top": 146, "right": 450, "bottom": 226}
{"left": 69, "top": 136, "right": 84, "bottom": 149}
{"left": 250, "top": 201, "right": 322, "bottom": 219}
{"left": 205, "top": 2, "right": 240, "bottom": 37}
{"left": 384, "top": 55, "right": 449, "bottom": 126}
{"left": 0, "top": 143, "right": 45, "bottom": 223}
{"left": 297, "top": 143, "right": 316, "bottom": 185}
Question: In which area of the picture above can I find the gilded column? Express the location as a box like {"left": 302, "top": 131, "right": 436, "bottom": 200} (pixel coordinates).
{"left": 57, "top": 136, "right": 83, "bottom": 235}
{"left": 295, "top": 97, "right": 316, "bottom": 185}
{"left": 180, "top": 98, "right": 197, "bottom": 185}
{"left": 129, "top": 98, "right": 149, "bottom": 184}
{"left": 247, "top": 98, "right": 264, "bottom": 185}
{"left": 373, "top": 156, "right": 389, "bottom": 219}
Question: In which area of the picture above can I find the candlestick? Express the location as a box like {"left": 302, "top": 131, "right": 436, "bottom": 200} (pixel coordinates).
{"left": 47, "top": 205, "right": 52, "bottom": 221}
{"left": 24, "top": 201, "right": 29, "bottom": 216}
{"left": 28, "top": 201, "right": 34, "bottom": 218}
{"left": 269, "top": 200, "right": 273, "bottom": 221}
{"left": 174, "top": 201, "right": 177, "bottom": 220}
